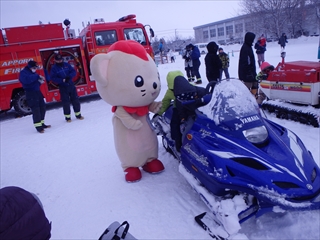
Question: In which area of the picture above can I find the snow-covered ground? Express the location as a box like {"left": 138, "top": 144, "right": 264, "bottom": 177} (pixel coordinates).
{"left": 1, "top": 36, "right": 319, "bottom": 239}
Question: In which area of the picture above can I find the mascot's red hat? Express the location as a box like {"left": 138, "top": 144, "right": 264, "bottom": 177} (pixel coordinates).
{"left": 107, "top": 40, "right": 148, "bottom": 61}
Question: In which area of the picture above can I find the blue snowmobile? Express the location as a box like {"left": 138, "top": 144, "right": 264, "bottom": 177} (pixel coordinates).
{"left": 153, "top": 78, "right": 320, "bottom": 239}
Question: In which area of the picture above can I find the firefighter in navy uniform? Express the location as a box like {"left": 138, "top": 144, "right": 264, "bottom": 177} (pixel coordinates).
{"left": 19, "top": 60, "right": 51, "bottom": 133}
{"left": 50, "top": 54, "right": 84, "bottom": 122}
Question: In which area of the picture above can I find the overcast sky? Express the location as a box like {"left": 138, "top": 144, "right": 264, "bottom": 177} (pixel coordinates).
{"left": 0, "top": 0, "right": 242, "bottom": 39}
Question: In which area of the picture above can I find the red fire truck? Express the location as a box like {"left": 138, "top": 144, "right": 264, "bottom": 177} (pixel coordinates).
{"left": 0, "top": 14, "right": 155, "bottom": 115}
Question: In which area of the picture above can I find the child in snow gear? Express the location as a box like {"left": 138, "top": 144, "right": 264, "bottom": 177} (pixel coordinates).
{"left": 155, "top": 70, "right": 185, "bottom": 152}
{"left": 254, "top": 36, "right": 267, "bottom": 67}
{"left": 168, "top": 49, "right": 175, "bottom": 63}
{"left": 50, "top": 54, "right": 84, "bottom": 122}
{"left": 204, "top": 41, "right": 222, "bottom": 83}
{"left": 218, "top": 48, "right": 230, "bottom": 79}
{"left": 182, "top": 46, "right": 195, "bottom": 82}
{"left": 19, "top": 60, "right": 51, "bottom": 133}
{"left": 173, "top": 76, "right": 211, "bottom": 151}
{"left": 187, "top": 44, "right": 202, "bottom": 84}
{"left": 256, "top": 62, "right": 274, "bottom": 105}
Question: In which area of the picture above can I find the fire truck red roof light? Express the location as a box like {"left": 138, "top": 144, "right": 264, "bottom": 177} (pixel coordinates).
{"left": 118, "top": 14, "right": 136, "bottom": 22}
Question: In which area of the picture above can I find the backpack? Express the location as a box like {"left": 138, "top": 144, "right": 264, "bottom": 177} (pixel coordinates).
{"left": 99, "top": 221, "right": 137, "bottom": 240}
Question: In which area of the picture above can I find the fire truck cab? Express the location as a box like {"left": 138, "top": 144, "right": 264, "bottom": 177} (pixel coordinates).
{"left": 0, "top": 14, "right": 154, "bottom": 116}
{"left": 79, "top": 14, "right": 154, "bottom": 63}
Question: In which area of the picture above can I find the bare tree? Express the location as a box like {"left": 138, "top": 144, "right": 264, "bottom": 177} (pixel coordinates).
{"left": 240, "top": 0, "right": 315, "bottom": 38}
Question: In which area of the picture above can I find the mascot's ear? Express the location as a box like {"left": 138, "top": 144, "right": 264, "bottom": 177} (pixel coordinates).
{"left": 90, "top": 53, "right": 111, "bottom": 87}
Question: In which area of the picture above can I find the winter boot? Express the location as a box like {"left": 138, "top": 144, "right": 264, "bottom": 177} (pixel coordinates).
{"left": 36, "top": 126, "right": 44, "bottom": 133}
{"left": 65, "top": 117, "right": 72, "bottom": 122}
{"left": 124, "top": 167, "right": 142, "bottom": 182}
{"left": 195, "top": 79, "right": 202, "bottom": 84}
{"left": 75, "top": 112, "right": 84, "bottom": 120}
{"left": 142, "top": 159, "right": 164, "bottom": 173}
{"left": 41, "top": 120, "right": 51, "bottom": 128}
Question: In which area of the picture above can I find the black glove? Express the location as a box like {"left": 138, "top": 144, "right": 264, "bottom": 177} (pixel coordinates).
{"left": 65, "top": 76, "right": 71, "bottom": 82}
{"left": 185, "top": 57, "right": 190, "bottom": 61}
{"left": 261, "top": 74, "right": 268, "bottom": 80}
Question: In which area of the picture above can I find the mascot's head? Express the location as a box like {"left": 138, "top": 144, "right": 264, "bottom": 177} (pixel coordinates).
{"left": 90, "top": 40, "right": 161, "bottom": 107}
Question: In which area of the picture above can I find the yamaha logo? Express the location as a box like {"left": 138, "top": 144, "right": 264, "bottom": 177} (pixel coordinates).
{"left": 306, "top": 184, "right": 313, "bottom": 190}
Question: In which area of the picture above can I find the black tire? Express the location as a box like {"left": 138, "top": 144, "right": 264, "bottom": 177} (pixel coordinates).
{"left": 12, "top": 91, "right": 32, "bottom": 116}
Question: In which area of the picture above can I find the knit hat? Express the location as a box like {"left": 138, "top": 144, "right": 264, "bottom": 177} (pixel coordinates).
{"left": 27, "top": 60, "right": 38, "bottom": 68}
{"left": 260, "top": 62, "right": 274, "bottom": 72}
{"left": 218, "top": 47, "right": 223, "bottom": 51}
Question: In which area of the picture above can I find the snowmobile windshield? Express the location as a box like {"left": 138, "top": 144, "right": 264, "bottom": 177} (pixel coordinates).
{"left": 200, "top": 79, "right": 262, "bottom": 131}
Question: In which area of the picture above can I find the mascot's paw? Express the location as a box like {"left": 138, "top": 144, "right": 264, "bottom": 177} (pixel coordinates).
{"left": 149, "top": 101, "right": 162, "bottom": 113}
{"left": 142, "top": 159, "right": 165, "bottom": 174}
{"left": 124, "top": 167, "right": 142, "bottom": 182}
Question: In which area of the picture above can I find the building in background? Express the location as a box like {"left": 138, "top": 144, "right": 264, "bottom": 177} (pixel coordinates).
{"left": 194, "top": 4, "right": 318, "bottom": 45}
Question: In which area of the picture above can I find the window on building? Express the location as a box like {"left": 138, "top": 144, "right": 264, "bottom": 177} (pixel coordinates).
{"left": 210, "top": 29, "right": 216, "bottom": 37}
{"left": 226, "top": 25, "right": 233, "bottom": 36}
{"left": 235, "top": 23, "right": 243, "bottom": 34}
{"left": 218, "top": 27, "right": 224, "bottom": 36}
{"left": 203, "top": 30, "right": 209, "bottom": 39}
{"left": 245, "top": 22, "right": 253, "bottom": 32}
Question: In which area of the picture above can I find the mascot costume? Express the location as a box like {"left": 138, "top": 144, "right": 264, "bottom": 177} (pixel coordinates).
{"left": 90, "top": 40, "right": 164, "bottom": 182}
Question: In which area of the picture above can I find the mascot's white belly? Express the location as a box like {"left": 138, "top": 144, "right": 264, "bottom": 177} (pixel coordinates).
{"left": 113, "top": 114, "right": 158, "bottom": 169}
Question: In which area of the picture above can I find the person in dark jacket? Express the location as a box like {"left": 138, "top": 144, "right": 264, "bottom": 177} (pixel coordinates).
{"left": 173, "top": 76, "right": 211, "bottom": 151}
{"left": 0, "top": 186, "right": 51, "bottom": 239}
{"left": 187, "top": 44, "right": 202, "bottom": 84}
{"left": 218, "top": 47, "right": 230, "bottom": 79}
{"left": 238, "top": 32, "right": 258, "bottom": 97}
{"left": 278, "top": 33, "right": 288, "bottom": 49}
{"left": 19, "top": 60, "right": 51, "bottom": 133}
{"left": 254, "top": 37, "right": 266, "bottom": 67}
{"left": 204, "top": 41, "right": 222, "bottom": 82}
{"left": 50, "top": 54, "right": 84, "bottom": 122}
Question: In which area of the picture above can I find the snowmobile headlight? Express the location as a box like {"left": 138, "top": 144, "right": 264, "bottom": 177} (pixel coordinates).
{"left": 243, "top": 126, "right": 268, "bottom": 144}
{"left": 311, "top": 168, "right": 317, "bottom": 183}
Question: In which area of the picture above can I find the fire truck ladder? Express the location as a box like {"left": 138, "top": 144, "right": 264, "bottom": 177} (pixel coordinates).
{"left": 86, "top": 27, "right": 96, "bottom": 56}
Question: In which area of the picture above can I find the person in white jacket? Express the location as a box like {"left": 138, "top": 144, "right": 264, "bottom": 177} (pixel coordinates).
{"left": 168, "top": 49, "right": 175, "bottom": 63}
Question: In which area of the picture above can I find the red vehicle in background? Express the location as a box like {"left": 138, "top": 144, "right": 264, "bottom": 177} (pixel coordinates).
{"left": 0, "top": 14, "right": 154, "bottom": 115}
{"left": 260, "top": 53, "right": 320, "bottom": 127}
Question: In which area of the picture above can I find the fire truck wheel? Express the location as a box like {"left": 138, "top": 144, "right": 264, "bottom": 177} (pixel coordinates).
{"left": 12, "top": 91, "right": 32, "bottom": 116}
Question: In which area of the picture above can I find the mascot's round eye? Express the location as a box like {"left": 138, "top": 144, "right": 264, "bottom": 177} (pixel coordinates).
{"left": 135, "top": 75, "right": 144, "bottom": 87}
